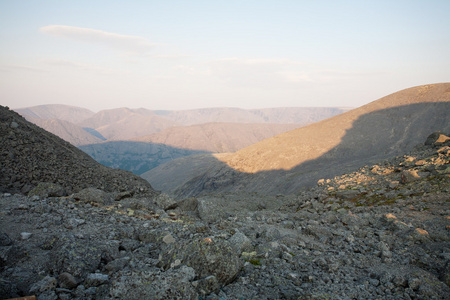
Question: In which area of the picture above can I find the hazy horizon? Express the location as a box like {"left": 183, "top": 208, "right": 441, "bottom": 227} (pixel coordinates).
{"left": 1, "top": 1, "right": 449, "bottom": 111}
{"left": 12, "top": 103, "right": 357, "bottom": 114}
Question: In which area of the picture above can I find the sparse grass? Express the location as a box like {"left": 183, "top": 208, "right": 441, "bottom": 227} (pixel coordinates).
{"left": 248, "top": 258, "right": 261, "bottom": 266}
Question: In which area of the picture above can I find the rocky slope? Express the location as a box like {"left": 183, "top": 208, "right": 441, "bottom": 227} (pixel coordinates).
{"left": 0, "top": 105, "right": 155, "bottom": 196}
{"left": 149, "top": 83, "right": 450, "bottom": 198}
{"left": 1, "top": 132, "right": 449, "bottom": 299}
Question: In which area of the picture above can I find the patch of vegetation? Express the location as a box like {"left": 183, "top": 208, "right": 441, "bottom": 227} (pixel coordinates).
{"left": 247, "top": 258, "right": 261, "bottom": 266}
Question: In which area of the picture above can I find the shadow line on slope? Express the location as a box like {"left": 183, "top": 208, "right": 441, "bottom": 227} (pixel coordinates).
{"left": 169, "top": 102, "right": 450, "bottom": 198}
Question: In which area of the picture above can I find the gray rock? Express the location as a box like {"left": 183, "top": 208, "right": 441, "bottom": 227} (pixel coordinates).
{"left": 58, "top": 272, "right": 78, "bottom": 289}
{"left": 176, "top": 197, "right": 199, "bottom": 212}
{"left": 424, "top": 132, "right": 450, "bottom": 145}
{"left": 109, "top": 266, "right": 198, "bottom": 299}
{"left": 20, "top": 232, "right": 32, "bottom": 240}
{"left": 72, "top": 188, "right": 113, "bottom": 205}
{"left": 138, "top": 229, "right": 165, "bottom": 244}
{"left": 28, "top": 182, "right": 66, "bottom": 198}
{"left": 229, "top": 231, "right": 253, "bottom": 254}
{"left": 85, "top": 273, "right": 109, "bottom": 287}
{"left": 36, "top": 291, "right": 58, "bottom": 300}
{"left": 50, "top": 237, "right": 103, "bottom": 277}
{"left": 401, "top": 170, "right": 421, "bottom": 183}
{"left": 0, "top": 232, "right": 13, "bottom": 246}
{"left": 114, "top": 190, "right": 134, "bottom": 201}
{"left": 408, "top": 277, "right": 421, "bottom": 291}
{"left": 192, "top": 275, "right": 220, "bottom": 297}
{"left": 197, "top": 196, "right": 228, "bottom": 223}
{"left": 159, "top": 237, "right": 243, "bottom": 286}
{"left": 154, "top": 193, "right": 178, "bottom": 210}
{"left": 336, "top": 190, "right": 360, "bottom": 200}
{"left": 64, "top": 218, "right": 86, "bottom": 229}
{"left": 105, "top": 257, "right": 130, "bottom": 273}
{"left": 162, "top": 233, "right": 176, "bottom": 244}
{"left": 29, "top": 275, "right": 57, "bottom": 294}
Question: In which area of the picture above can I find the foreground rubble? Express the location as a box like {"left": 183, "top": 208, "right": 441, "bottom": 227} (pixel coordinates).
{"left": 1, "top": 133, "right": 449, "bottom": 299}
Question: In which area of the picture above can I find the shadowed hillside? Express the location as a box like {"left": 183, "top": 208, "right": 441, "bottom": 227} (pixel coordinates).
{"left": 142, "top": 83, "right": 450, "bottom": 197}
{"left": 79, "top": 141, "right": 207, "bottom": 175}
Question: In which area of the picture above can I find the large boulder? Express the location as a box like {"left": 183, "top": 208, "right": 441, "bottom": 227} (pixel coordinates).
{"left": 72, "top": 188, "right": 113, "bottom": 206}
{"left": 424, "top": 132, "right": 450, "bottom": 146}
{"left": 49, "top": 237, "right": 103, "bottom": 278}
{"left": 159, "top": 237, "right": 243, "bottom": 286}
{"left": 28, "top": 182, "right": 67, "bottom": 198}
{"left": 109, "top": 265, "right": 198, "bottom": 299}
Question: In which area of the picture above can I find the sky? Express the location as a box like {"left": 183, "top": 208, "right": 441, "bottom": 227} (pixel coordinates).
{"left": 1, "top": 0, "right": 449, "bottom": 112}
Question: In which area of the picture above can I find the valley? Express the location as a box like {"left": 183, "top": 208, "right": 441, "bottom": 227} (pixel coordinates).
{"left": 15, "top": 105, "right": 348, "bottom": 175}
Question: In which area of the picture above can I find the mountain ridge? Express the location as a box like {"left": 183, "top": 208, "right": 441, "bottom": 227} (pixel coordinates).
{"left": 15, "top": 104, "right": 95, "bottom": 124}
{"left": 143, "top": 83, "right": 450, "bottom": 197}
{"left": 25, "top": 117, "right": 104, "bottom": 146}
{"left": 222, "top": 83, "right": 450, "bottom": 173}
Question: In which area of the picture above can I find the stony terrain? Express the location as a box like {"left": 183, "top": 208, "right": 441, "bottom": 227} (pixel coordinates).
{"left": 1, "top": 132, "right": 448, "bottom": 299}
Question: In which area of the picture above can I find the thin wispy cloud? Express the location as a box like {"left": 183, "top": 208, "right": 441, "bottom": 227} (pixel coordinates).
{"left": 42, "top": 58, "right": 115, "bottom": 74}
{"left": 40, "top": 25, "right": 161, "bottom": 55}
{"left": 208, "top": 58, "right": 311, "bottom": 88}
{"left": 215, "top": 58, "right": 300, "bottom": 66}
{"left": 151, "top": 54, "right": 189, "bottom": 59}
{"left": 208, "top": 58, "right": 378, "bottom": 88}
{"left": 0, "top": 64, "right": 47, "bottom": 73}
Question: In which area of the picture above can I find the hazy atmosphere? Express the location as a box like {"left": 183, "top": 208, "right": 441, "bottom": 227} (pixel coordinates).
{"left": 1, "top": 0, "right": 449, "bottom": 111}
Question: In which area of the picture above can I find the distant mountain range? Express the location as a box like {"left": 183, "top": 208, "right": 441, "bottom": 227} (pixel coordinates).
{"left": 142, "top": 83, "right": 450, "bottom": 197}
{"left": 14, "top": 105, "right": 349, "bottom": 175}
